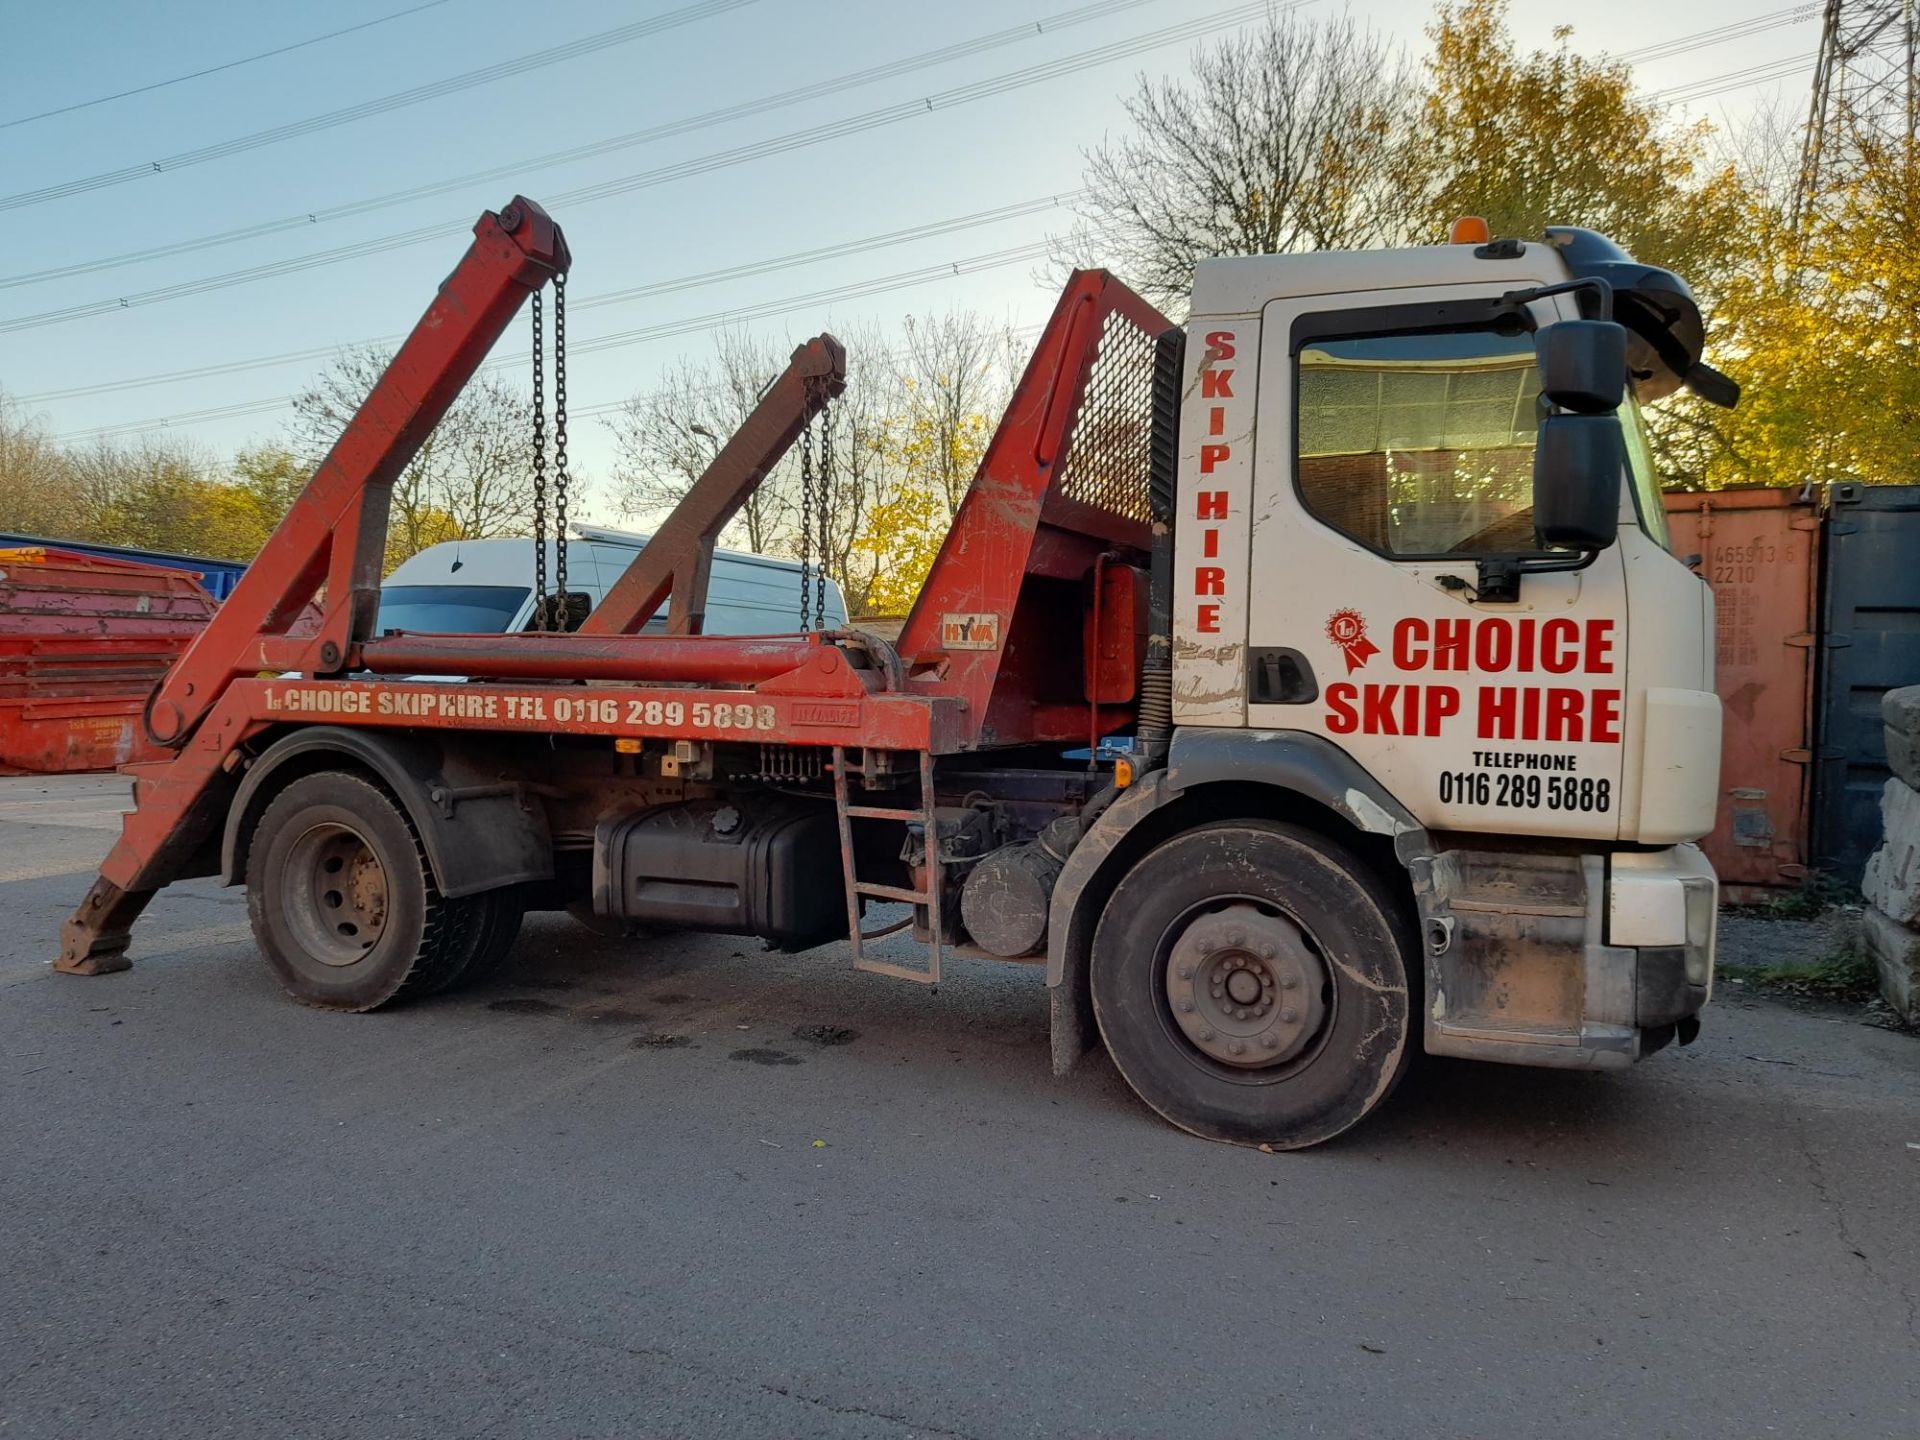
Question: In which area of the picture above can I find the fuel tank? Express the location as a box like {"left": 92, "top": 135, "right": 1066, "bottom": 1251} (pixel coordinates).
{"left": 592, "top": 800, "right": 847, "bottom": 949}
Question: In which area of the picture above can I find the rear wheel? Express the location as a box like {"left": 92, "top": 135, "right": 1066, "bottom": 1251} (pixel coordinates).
{"left": 246, "top": 771, "right": 471, "bottom": 1011}
{"left": 428, "top": 887, "right": 526, "bottom": 992}
{"left": 1091, "top": 820, "right": 1413, "bottom": 1149}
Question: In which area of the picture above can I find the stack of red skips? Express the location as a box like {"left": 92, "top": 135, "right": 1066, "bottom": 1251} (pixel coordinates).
{"left": 0, "top": 546, "right": 218, "bottom": 774}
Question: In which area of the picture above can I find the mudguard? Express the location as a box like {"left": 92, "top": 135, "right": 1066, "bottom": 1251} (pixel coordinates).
{"left": 1045, "top": 729, "right": 1432, "bottom": 1074}
{"left": 220, "top": 725, "right": 552, "bottom": 899}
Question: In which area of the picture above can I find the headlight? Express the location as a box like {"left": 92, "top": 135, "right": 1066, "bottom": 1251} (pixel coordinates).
{"left": 1679, "top": 873, "right": 1717, "bottom": 993}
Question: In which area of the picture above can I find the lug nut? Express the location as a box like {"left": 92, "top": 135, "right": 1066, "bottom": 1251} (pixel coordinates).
{"left": 1229, "top": 931, "right": 1245, "bottom": 947}
{"left": 1233, "top": 1007, "right": 1247, "bottom": 1020}
{"left": 1200, "top": 1026, "right": 1215, "bottom": 1041}
{"left": 1280, "top": 975, "right": 1298, "bottom": 991}
{"left": 1261, "top": 944, "right": 1276, "bottom": 960}
{"left": 1178, "top": 964, "right": 1194, "bottom": 980}
{"left": 1281, "top": 1008, "right": 1298, "bottom": 1024}
{"left": 1229, "top": 1040, "right": 1245, "bottom": 1056}
{"left": 1262, "top": 1034, "right": 1279, "bottom": 1050}
{"left": 1178, "top": 999, "right": 1195, "bottom": 1013}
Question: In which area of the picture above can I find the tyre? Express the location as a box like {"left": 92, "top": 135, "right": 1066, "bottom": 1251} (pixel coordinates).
{"left": 427, "top": 887, "right": 527, "bottom": 993}
{"left": 1090, "top": 820, "right": 1414, "bottom": 1149}
{"left": 245, "top": 770, "right": 473, "bottom": 1011}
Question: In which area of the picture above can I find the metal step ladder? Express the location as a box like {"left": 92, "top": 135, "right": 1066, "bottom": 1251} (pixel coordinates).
{"left": 831, "top": 746, "right": 942, "bottom": 983}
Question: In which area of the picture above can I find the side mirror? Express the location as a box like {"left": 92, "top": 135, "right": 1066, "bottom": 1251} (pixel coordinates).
{"left": 1536, "top": 319, "right": 1628, "bottom": 414}
{"left": 1534, "top": 415, "right": 1623, "bottom": 551}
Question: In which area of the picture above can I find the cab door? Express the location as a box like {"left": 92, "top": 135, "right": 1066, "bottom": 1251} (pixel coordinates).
{"left": 1243, "top": 287, "right": 1630, "bottom": 841}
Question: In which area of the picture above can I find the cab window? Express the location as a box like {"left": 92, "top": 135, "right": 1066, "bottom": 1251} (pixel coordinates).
{"left": 1296, "top": 328, "right": 1549, "bottom": 557}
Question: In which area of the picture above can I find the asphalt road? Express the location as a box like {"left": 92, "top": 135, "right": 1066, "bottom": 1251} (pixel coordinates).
{"left": 2, "top": 773, "right": 1916, "bottom": 1439}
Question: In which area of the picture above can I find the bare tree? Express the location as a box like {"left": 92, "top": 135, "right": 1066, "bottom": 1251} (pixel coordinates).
{"left": 814, "top": 320, "right": 909, "bottom": 615}
{"left": 602, "top": 311, "right": 1024, "bottom": 617}
{"left": 0, "top": 392, "right": 84, "bottom": 537}
{"left": 60, "top": 433, "right": 264, "bottom": 557}
{"left": 289, "top": 346, "right": 540, "bottom": 564}
{"left": 1, "top": 395, "right": 300, "bottom": 559}
{"left": 604, "top": 328, "right": 796, "bottom": 553}
{"left": 1073, "top": 12, "right": 1424, "bottom": 303}
{"left": 897, "top": 311, "right": 1016, "bottom": 516}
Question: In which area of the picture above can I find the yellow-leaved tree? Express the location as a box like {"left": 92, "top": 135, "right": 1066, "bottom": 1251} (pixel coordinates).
{"left": 1703, "top": 133, "right": 1920, "bottom": 488}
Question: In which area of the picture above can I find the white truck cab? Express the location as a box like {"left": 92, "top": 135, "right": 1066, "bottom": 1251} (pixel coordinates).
{"left": 1163, "top": 226, "right": 1723, "bottom": 1070}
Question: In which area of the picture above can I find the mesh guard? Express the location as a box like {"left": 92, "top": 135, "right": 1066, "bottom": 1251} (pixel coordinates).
{"left": 1054, "top": 308, "right": 1160, "bottom": 530}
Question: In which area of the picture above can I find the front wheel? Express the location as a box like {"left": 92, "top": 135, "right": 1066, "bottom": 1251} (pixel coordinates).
{"left": 1090, "top": 820, "right": 1414, "bottom": 1149}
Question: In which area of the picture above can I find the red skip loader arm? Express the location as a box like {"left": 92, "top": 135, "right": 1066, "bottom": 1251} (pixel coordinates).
{"left": 56, "top": 197, "right": 567, "bottom": 975}
{"left": 149, "top": 197, "right": 568, "bottom": 741}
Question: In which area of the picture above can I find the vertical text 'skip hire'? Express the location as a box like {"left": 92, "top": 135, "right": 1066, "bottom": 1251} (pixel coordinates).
{"left": 57, "top": 198, "right": 1737, "bottom": 1149}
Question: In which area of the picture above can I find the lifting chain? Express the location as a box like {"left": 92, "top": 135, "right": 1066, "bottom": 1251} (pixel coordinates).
{"left": 531, "top": 286, "right": 549, "bottom": 622}
{"left": 814, "top": 390, "right": 832, "bottom": 629}
{"left": 796, "top": 377, "right": 835, "bottom": 631}
{"left": 528, "top": 275, "right": 575, "bottom": 632}
{"left": 798, "top": 394, "right": 815, "bottom": 631}
{"left": 552, "top": 272, "right": 572, "bottom": 620}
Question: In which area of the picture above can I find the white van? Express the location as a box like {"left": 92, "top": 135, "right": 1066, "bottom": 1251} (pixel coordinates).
{"left": 376, "top": 525, "right": 848, "bottom": 636}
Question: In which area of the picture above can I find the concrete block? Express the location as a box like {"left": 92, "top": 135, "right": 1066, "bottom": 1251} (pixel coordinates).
{"left": 1885, "top": 687, "right": 1920, "bottom": 790}
{"left": 1886, "top": 725, "right": 1920, "bottom": 793}
{"left": 1884, "top": 685, "right": 1920, "bottom": 738}
{"left": 1862, "top": 778, "right": 1920, "bottom": 924}
{"left": 1859, "top": 904, "right": 1920, "bottom": 1023}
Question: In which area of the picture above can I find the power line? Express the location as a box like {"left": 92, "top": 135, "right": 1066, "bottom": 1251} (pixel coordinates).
{"left": 1648, "top": 57, "right": 1817, "bottom": 104}
{"left": 0, "top": 0, "right": 460, "bottom": 131}
{"left": 49, "top": 0, "right": 1801, "bottom": 440}
{"left": 18, "top": 193, "right": 1086, "bottom": 403}
{"left": 572, "top": 320, "right": 1049, "bottom": 432}
{"left": 60, "top": 318, "right": 1057, "bottom": 449}
{"left": 559, "top": 242, "right": 1057, "bottom": 363}
{"left": 1616, "top": 5, "right": 1818, "bottom": 66}
{"left": 0, "top": 0, "right": 1172, "bottom": 295}
{"left": 0, "top": 0, "right": 1279, "bottom": 334}
{"left": 0, "top": 0, "right": 759, "bottom": 213}
{"left": 51, "top": 239, "right": 1065, "bottom": 443}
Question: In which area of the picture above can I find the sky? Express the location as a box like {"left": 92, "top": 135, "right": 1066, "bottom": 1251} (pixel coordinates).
{"left": 0, "top": 0, "right": 1820, "bottom": 523}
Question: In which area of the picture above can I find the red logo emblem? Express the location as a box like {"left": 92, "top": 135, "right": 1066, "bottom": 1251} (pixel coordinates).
{"left": 1326, "top": 609, "right": 1379, "bottom": 673}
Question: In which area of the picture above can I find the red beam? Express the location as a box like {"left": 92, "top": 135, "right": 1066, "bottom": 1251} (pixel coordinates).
{"left": 360, "top": 632, "right": 820, "bottom": 685}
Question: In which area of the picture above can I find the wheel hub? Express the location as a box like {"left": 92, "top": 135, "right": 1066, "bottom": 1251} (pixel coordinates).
{"left": 286, "top": 822, "right": 388, "bottom": 967}
{"left": 1164, "top": 903, "right": 1327, "bottom": 1068}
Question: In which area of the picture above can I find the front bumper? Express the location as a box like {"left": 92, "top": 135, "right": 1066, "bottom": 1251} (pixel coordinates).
{"left": 1417, "top": 842, "right": 1716, "bottom": 1070}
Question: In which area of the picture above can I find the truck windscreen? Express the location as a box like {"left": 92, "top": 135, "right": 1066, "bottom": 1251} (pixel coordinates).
{"left": 375, "top": 584, "right": 529, "bottom": 635}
